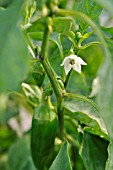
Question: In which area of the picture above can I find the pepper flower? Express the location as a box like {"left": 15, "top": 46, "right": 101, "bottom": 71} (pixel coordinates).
{"left": 61, "top": 54, "right": 87, "bottom": 75}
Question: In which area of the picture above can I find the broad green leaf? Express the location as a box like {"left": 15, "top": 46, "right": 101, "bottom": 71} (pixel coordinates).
{"left": 77, "top": 0, "right": 102, "bottom": 32}
{"left": 79, "top": 132, "right": 108, "bottom": 170}
{"left": 27, "top": 18, "right": 46, "bottom": 32}
{"left": 63, "top": 97, "right": 108, "bottom": 141}
{"left": 27, "top": 17, "right": 73, "bottom": 34}
{"left": 28, "top": 32, "right": 43, "bottom": 41}
{"left": 64, "top": 93, "right": 99, "bottom": 112}
{"left": 7, "top": 136, "right": 36, "bottom": 170}
{"left": 49, "top": 141, "right": 72, "bottom": 170}
{"left": 0, "top": 0, "right": 30, "bottom": 93}
{"left": 95, "top": 0, "right": 113, "bottom": 17}
{"left": 52, "top": 17, "right": 73, "bottom": 34}
{"left": 106, "top": 142, "right": 113, "bottom": 170}
{"left": 96, "top": 40, "right": 113, "bottom": 169}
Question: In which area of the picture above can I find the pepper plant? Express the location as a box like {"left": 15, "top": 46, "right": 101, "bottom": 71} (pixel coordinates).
{"left": 0, "top": 0, "right": 113, "bottom": 170}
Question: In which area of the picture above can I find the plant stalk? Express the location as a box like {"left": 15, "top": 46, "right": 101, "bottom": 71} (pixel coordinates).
{"left": 40, "top": 23, "right": 64, "bottom": 138}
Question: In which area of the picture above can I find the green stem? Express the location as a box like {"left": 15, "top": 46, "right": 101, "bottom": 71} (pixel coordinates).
{"left": 40, "top": 26, "right": 50, "bottom": 60}
{"left": 57, "top": 98, "right": 65, "bottom": 139}
{"left": 64, "top": 69, "right": 72, "bottom": 88}
{"left": 40, "top": 24, "right": 64, "bottom": 138}
{"left": 42, "top": 59, "right": 62, "bottom": 98}
{"left": 40, "top": 25, "right": 62, "bottom": 98}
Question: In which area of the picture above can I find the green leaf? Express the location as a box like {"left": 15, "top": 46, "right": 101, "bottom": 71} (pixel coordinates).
{"left": 79, "top": 132, "right": 108, "bottom": 170}
{"left": 7, "top": 136, "right": 36, "bottom": 170}
{"left": 106, "top": 142, "right": 113, "bottom": 170}
{"left": 49, "top": 141, "right": 72, "bottom": 170}
{"left": 63, "top": 97, "right": 109, "bottom": 141}
{"left": 28, "top": 32, "right": 43, "bottom": 41}
{"left": 77, "top": 0, "right": 102, "bottom": 32}
{"left": 27, "top": 17, "right": 73, "bottom": 34}
{"left": 52, "top": 17, "right": 73, "bottom": 34}
{"left": 65, "top": 93, "right": 99, "bottom": 112}
{"left": 96, "top": 40, "right": 113, "bottom": 170}
{"left": 27, "top": 18, "right": 46, "bottom": 32}
{"left": 80, "top": 41, "right": 101, "bottom": 50}
{"left": 32, "top": 61, "right": 45, "bottom": 87}
{"left": 0, "top": 0, "right": 30, "bottom": 93}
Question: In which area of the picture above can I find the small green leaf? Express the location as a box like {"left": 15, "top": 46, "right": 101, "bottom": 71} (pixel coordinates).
{"left": 49, "top": 141, "right": 72, "bottom": 170}
{"left": 32, "top": 61, "right": 45, "bottom": 87}
{"left": 80, "top": 42, "right": 101, "bottom": 50}
{"left": 32, "top": 72, "right": 45, "bottom": 87}
{"left": 77, "top": 0, "right": 102, "bottom": 32}
{"left": 78, "top": 31, "right": 93, "bottom": 45}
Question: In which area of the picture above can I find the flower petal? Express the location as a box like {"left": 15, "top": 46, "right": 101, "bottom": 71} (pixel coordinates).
{"left": 76, "top": 57, "right": 87, "bottom": 65}
{"left": 67, "top": 54, "right": 77, "bottom": 60}
{"left": 60, "top": 57, "right": 70, "bottom": 66}
{"left": 73, "top": 62, "right": 81, "bottom": 74}
{"left": 64, "top": 62, "right": 71, "bottom": 75}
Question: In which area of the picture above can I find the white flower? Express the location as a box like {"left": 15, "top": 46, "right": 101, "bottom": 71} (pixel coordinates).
{"left": 60, "top": 54, "right": 87, "bottom": 75}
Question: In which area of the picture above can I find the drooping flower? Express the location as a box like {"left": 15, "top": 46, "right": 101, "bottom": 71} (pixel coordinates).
{"left": 61, "top": 54, "right": 87, "bottom": 75}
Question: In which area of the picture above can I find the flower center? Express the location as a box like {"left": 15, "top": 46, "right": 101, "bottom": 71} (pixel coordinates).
{"left": 69, "top": 59, "right": 75, "bottom": 65}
